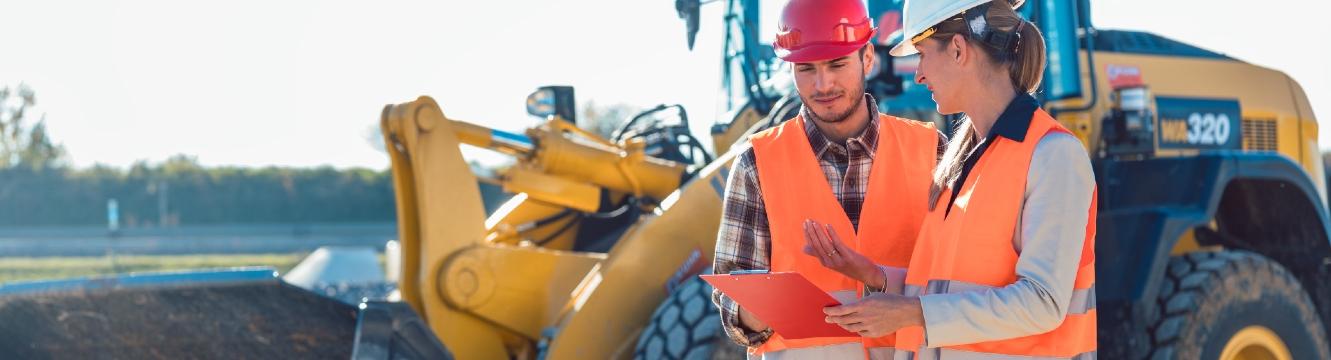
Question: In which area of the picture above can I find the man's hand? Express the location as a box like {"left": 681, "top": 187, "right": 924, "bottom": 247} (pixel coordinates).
{"left": 802, "top": 219, "right": 885, "bottom": 289}
{"left": 823, "top": 293, "right": 924, "bottom": 338}
{"left": 738, "top": 306, "right": 769, "bottom": 333}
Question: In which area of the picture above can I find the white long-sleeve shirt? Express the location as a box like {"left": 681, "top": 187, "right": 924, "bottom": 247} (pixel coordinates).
{"left": 916, "top": 131, "right": 1096, "bottom": 347}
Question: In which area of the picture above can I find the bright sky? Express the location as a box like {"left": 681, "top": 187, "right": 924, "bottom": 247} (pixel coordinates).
{"left": 2, "top": 0, "right": 1327, "bottom": 170}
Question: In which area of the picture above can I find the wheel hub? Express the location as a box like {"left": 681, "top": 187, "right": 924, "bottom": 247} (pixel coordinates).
{"left": 1220, "top": 325, "right": 1293, "bottom": 360}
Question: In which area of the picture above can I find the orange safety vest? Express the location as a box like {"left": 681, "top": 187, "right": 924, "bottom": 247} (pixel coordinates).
{"left": 894, "top": 109, "right": 1097, "bottom": 359}
{"left": 750, "top": 114, "right": 938, "bottom": 357}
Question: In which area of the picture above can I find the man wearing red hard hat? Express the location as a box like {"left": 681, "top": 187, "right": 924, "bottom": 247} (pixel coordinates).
{"left": 711, "top": 0, "right": 945, "bottom": 357}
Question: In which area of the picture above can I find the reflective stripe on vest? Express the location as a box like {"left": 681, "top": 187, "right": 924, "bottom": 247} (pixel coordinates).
{"left": 903, "top": 280, "right": 1096, "bottom": 314}
{"left": 893, "top": 348, "right": 1098, "bottom": 360}
{"left": 750, "top": 114, "right": 938, "bottom": 355}
{"left": 757, "top": 343, "right": 866, "bottom": 359}
{"left": 751, "top": 343, "right": 906, "bottom": 360}
{"left": 868, "top": 347, "right": 902, "bottom": 360}
{"left": 893, "top": 109, "right": 1097, "bottom": 358}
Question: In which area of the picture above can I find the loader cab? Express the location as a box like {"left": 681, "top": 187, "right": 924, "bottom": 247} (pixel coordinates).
{"left": 866, "top": 0, "right": 947, "bottom": 126}
{"left": 693, "top": 0, "right": 923, "bottom": 154}
{"left": 690, "top": 0, "right": 790, "bottom": 154}
{"left": 685, "top": 0, "right": 1095, "bottom": 152}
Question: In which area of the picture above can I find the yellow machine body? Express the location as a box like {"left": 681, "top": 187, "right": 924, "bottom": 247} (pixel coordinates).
{"left": 382, "top": 96, "right": 738, "bottom": 358}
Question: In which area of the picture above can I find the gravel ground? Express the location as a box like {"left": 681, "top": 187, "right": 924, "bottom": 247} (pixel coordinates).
{"left": 0, "top": 280, "right": 360, "bottom": 359}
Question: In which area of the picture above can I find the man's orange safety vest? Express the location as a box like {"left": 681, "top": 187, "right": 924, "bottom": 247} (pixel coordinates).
{"left": 894, "top": 109, "right": 1098, "bottom": 359}
{"left": 750, "top": 114, "right": 938, "bottom": 357}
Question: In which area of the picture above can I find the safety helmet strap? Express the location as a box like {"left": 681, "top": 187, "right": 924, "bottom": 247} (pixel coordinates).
{"left": 960, "top": 2, "right": 1023, "bottom": 60}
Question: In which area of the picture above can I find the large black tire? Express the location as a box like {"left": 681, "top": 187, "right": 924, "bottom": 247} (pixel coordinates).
{"left": 634, "top": 276, "right": 746, "bottom": 360}
{"left": 1143, "top": 250, "right": 1330, "bottom": 359}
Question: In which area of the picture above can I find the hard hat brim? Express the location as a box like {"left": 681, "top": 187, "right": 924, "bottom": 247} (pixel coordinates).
{"left": 777, "top": 42, "right": 871, "bottom": 63}
{"left": 893, "top": 0, "right": 1011, "bottom": 58}
{"left": 888, "top": 40, "right": 919, "bottom": 57}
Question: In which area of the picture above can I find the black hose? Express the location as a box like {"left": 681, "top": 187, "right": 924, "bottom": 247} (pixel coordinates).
{"left": 529, "top": 209, "right": 574, "bottom": 228}
{"left": 533, "top": 213, "right": 582, "bottom": 247}
{"left": 586, "top": 197, "right": 637, "bottom": 219}
{"left": 531, "top": 194, "right": 644, "bottom": 246}
{"left": 612, "top": 104, "right": 689, "bottom": 142}
{"left": 682, "top": 133, "right": 714, "bottom": 164}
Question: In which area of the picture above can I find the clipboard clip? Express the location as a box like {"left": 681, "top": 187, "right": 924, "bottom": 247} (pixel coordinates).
{"left": 728, "top": 269, "right": 770, "bottom": 275}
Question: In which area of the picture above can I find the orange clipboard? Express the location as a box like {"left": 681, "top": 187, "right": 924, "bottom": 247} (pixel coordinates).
{"left": 701, "top": 271, "right": 857, "bottom": 339}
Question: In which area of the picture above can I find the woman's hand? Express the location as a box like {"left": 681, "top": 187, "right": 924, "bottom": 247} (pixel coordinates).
{"left": 823, "top": 293, "right": 925, "bottom": 337}
{"left": 802, "top": 219, "right": 885, "bottom": 289}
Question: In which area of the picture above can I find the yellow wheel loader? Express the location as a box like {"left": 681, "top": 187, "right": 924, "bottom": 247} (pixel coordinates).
{"left": 0, "top": 1, "right": 1326, "bottom": 359}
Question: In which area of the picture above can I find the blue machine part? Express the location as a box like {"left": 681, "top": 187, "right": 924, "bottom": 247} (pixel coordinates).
{"left": 0, "top": 267, "right": 278, "bottom": 296}
{"left": 1094, "top": 152, "right": 1330, "bottom": 306}
{"left": 1155, "top": 96, "right": 1242, "bottom": 150}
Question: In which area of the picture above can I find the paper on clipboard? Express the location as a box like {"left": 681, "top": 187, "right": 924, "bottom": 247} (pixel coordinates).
{"left": 700, "top": 271, "right": 858, "bottom": 339}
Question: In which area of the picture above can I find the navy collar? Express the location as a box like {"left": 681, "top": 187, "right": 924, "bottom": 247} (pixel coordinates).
{"left": 942, "top": 93, "right": 1041, "bottom": 218}
{"left": 987, "top": 93, "right": 1040, "bottom": 142}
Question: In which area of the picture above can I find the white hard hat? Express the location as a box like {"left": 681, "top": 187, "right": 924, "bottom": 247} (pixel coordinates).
{"left": 889, "top": 0, "right": 1025, "bottom": 57}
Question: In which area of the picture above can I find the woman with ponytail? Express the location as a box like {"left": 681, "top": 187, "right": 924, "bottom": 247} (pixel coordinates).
{"left": 805, "top": 0, "right": 1098, "bottom": 358}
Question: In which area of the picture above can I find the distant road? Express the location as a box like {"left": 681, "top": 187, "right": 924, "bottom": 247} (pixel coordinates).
{"left": 0, "top": 223, "right": 397, "bottom": 257}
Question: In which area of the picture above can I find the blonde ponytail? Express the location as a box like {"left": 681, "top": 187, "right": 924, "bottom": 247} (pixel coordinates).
{"left": 924, "top": 0, "right": 1046, "bottom": 210}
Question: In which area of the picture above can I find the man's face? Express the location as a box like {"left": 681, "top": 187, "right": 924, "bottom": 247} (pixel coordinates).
{"left": 792, "top": 47, "right": 874, "bottom": 124}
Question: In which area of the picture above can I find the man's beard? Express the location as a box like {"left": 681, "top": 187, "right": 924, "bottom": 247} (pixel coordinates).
{"left": 804, "top": 79, "right": 866, "bottom": 124}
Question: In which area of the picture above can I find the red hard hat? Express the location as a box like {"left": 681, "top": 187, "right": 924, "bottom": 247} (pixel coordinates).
{"left": 774, "top": 0, "right": 877, "bottom": 63}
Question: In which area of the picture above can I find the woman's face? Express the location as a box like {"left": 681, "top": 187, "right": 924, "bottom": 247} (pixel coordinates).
{"left": 914, "top": 36, "right": 965, "bottom": 115}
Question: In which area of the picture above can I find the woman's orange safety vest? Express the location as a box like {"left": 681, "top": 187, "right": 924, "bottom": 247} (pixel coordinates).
{"left": 894, "top": 109, "right": 1097, "bottom": 359}
{"left": 750, "top": 114, "right": 938, "bottom": 357}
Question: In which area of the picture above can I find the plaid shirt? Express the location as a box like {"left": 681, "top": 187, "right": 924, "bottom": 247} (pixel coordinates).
{"left": 712, "top": 95, "right": 947, "bottom": 347}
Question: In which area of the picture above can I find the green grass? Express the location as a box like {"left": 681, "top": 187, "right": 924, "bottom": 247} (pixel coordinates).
{"left": 0, "top": 253, "right": 308, "bottom": 284}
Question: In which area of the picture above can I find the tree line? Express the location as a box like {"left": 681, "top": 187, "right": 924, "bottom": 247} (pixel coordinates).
{"left": 0, "top": 83, "right": 407, "bottom": 228}
{"left": 0, "top": 156, "right": 398, "bottom": 227}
